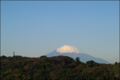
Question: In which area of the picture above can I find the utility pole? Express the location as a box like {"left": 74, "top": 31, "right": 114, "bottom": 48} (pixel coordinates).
{"left": 13, "top": 51, "right": 15, "bottom": 60}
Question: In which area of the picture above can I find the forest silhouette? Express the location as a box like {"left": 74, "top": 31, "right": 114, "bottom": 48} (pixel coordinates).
{"left": 1, "top": 55, "right": 120, "bottom": 80}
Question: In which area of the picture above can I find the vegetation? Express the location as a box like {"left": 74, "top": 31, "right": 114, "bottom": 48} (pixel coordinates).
{"left": 1, "top": 55, "right": 120, "bottom": 80}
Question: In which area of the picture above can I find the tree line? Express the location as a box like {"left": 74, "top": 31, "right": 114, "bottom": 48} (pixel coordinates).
{"left": 0, "top": 55, "right": 120, "bottom": 80}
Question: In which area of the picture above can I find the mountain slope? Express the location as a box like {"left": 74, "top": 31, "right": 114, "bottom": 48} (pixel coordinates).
{"left": 46, "top": 45, "right": 109, "bottom": 64}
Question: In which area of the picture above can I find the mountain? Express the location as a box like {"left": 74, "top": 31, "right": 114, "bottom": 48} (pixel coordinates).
{"left": 46, "top": 45, "right": 109, "bottom": 64}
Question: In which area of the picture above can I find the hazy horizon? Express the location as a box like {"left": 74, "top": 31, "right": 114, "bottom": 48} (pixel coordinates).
{"left": 1, "top": 1, "right": 119, "bottom": 63}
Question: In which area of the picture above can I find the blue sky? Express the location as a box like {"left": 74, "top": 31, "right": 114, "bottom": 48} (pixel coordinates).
{"left": 1, "top": 1, "right": 119, "bottom": 63}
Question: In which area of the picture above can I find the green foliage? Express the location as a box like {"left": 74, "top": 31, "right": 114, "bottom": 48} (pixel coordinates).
{"left": 76, "top": 62, "right": 86, "bottom": 69}
{"left": 40, "top": 55, "right": 47, "bottom": 58}
{"left": 86, "top": 60, "right": 94, "bottom": 67}
{"left": 75, "top": 57, "right": 81, "bottom": 64}
{"left": 0, "top": 55, "right": 7, "bottom": 60}
{"left": 115, "top": 62, "right": 118, "bottom": 65}
{"left": 1, "top": 55, "right": 120, "bottom": 80}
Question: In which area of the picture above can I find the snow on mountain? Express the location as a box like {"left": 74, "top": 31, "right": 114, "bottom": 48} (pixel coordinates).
{"left": 46, "top": 45, "right": 109, "bottom": 64}
{"left": 56, "top": 45, "right": 83, "bottom": 53}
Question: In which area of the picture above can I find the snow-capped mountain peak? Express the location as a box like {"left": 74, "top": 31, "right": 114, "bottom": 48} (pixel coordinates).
{"left": 46, "top": 45, "right": 109, "bottom": 63}
{"left": 56, "top": 45, "right": 83, "bottom": 53}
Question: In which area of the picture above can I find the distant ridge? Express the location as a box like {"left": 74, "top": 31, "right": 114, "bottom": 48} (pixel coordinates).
{"left": 46, "top": 45, "right": 109, "bottom": 64}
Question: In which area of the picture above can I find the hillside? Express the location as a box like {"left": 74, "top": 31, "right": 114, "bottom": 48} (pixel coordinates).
{"left": 1, "top": 55, "right": 120, "bottom": 80}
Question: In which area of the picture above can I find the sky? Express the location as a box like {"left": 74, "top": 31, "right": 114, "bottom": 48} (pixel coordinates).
{"left": 1, "top": 1, "right": 119, "bottom": 63}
